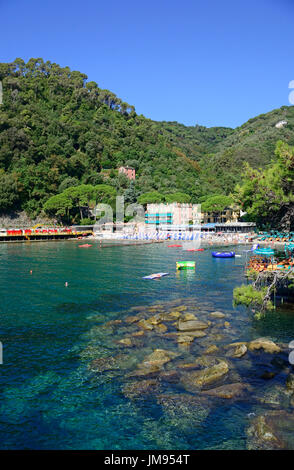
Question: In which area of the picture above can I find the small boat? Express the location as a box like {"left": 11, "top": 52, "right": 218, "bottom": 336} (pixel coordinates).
{"left": 254, "top": 248, "right": 274, "bottom": 256}
{"left": 176, "top": 261, "right": 196, "bottom": 270}
{"left": 184, "top": 248, "right": 204, "bottom": 252}
{"left": 212, "top": 251, "right": 235, "bottom": 258}
{"left": 143, "top": 272, "right": 169, "bottom": 280}
{"left": 78, "top": 244, "right": 92, "bottom": 248}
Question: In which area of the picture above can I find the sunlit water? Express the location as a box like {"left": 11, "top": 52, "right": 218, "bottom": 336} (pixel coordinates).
{"left": 0, "top": 241, "right": 294, "bottom": 450}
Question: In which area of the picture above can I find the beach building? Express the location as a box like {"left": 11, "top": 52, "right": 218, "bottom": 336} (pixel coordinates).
{"left": 145, "top": 203, "right": 201, "bottom": 230}
{"left": 118, "top": 166, "right": 136, "bottom": 180}
{"left": 201, "top": 206, "right": 240, "bottom": 224}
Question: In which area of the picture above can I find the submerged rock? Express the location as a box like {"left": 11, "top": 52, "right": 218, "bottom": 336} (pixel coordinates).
{"left": 247, "top": 411, "right": 294, "bottom": 450}
{"left": 225, "top": 343, "right": 247, "bottom": 358}
{"left": 105, "top": 319, "right": 122, "bottom": 327}
{"left": 182, "top": 313, "right": 198, "bottom": 321}
{"left": 123, "top": 379, "right": 160, "bottom": 399}
{"left": 125, "top": 315, "right": 140, "bottom": 324}
{"left": 177, "top": 335, "right": 195, "bottom": 344}
{"left": 165, "top": 311, "right": 182, "bottom": 320}
{"left": 118, "top": 337, "right": 133, "bottom": 347}
{"left": 180, "top": 330, "right": 207, "bottom": 338}
{"left": 255, "top": 384, "right": 292, "bottom": 408}
{"left": 155, "top": 323, "right": 168, "bottom": 333}
{"left": 156, "top": 394, "right": 210, "bottom": 428}
{"left": 209, "top": 312, "right": 226, "bottom": 319}
{"left": 286, "top": 373, "right": 294, "bottom": 391}
{"left": 130, "top": 330, "right": 145, "bottom": 337}
{"left": 158, "top": 370, "right": 180, "bottom": 383}
{"left": 201, "top": 382, "right": 251, "bottom": 399}
{"left": 247, "top": 414, "right": 283, "bottom": 450}
{"left": 137, "top": 319, "right": 154, "bottom": 331}
{"left": 173, "top": 305, "right": 187, "bottom": 312}
{"left": 248, "top": 338, "right": 281, "bottom": 354}
{"left": 177, "top": 319, "right": 209, "bottom": 332}
{"left": 143, "top": 349, "right": 178, "bottom": 367}
{"left": 147, "top": 315, "right": 162, "bottom": 325}
{"left": 128, "top": 364, "right": 161, "bottom": 378}
{"left": 204, "top": 345, "right": 219, "bottom": 354}
{"left": 90, "top": 354, "right": 127, "bottom": 372}
{"left": 180, "top": 360, "right": 229, "bottom": 390}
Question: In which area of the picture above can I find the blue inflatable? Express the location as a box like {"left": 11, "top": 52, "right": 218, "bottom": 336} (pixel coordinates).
{"left": 212, "top": 251, "right": 235, "bottom": 258}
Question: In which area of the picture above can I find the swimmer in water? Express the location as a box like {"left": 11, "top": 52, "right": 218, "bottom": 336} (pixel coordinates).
{"left": 65, "top": 282, "right": 68, "bottom": 287}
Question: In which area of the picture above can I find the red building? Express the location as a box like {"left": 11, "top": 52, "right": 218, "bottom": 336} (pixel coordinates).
{"left": 118, "top": 166, "right": 136, "bottom": 180}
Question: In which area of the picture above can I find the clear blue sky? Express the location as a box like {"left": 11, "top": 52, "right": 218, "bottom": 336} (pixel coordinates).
{"left": 1, "top": 0, "right": 293, "bottom": 128}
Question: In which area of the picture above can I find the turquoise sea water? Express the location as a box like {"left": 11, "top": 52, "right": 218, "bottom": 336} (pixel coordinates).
{"left": 0, "top": 241, "right": 294, "bottom": 450}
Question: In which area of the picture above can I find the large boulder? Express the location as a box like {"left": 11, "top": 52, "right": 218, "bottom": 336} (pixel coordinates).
{"left": 177, "top": 335, "right": 195, "bottom": 344}
{"left": 225, "top": 342, "right": 247, "bottom": 358}
{"left": 177, "top": 319, "right": 209, "bottom": 332}
{"left": 248, "top": 338, "right": 281, "bottom": 354}
{"left": 204, "top": 345, "right": 219, "bottom": 354}
{"left": 144, "top": 349, "right": 178, "bottom": 366}
{"left": 180, "top": 360, "right": 229, "bottom": 391}
{"left": 137, "top": 319, "right": 154, "bottom": 331}
{"left": 209, "top": 312, "right": 226, "bottom": 319}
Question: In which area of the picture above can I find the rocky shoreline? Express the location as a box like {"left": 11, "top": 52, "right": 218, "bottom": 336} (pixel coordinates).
{"left": 81, "top": 297, "right": 294, "bottom": 450}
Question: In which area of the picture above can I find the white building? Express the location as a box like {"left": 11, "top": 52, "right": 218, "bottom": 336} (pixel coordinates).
{"left": 145, "top": 203, "right": 201, "bottom": 230}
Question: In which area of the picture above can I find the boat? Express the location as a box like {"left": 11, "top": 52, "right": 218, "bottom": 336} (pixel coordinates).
{"left": 184, "top": 248, "right": 204, "bottom": 252}
{"left": 176, "top": 261, "right": 196, "bottom": 270}
{"left": 167, "top": 244, "right": 182, "bottom": 248}
{"left": 254, "top": 247, "right": 274, "bottom": 256}
{"left": 143, "top": 272, "right": 169, "bottom": 280}
{"left": 212, "top": 251, "right": 235, "bottom": 258}
{"left": 78, "top": 244, "right": 92, "bottom": 248}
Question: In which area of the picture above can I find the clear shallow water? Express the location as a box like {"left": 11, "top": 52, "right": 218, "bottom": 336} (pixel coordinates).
{"left": 0, "top": 241, "right": 294, "bottom": 449}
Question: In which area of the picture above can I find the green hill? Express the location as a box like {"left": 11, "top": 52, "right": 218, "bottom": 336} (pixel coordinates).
{"left": 0, "top": 58, "right": 293, "bottom": 217}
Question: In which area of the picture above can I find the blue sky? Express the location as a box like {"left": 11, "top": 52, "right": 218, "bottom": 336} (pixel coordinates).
{"left": 1, "top": 0, "right": 293, "bottom": 128}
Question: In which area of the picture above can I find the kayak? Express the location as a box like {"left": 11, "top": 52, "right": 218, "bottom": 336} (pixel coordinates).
{"left": 78, "top": 244, "right": 92, "bottom": 248}
{"left": 176, "top": 261, "right": 196, "bottom": 270}
{"left": 212, "top": 251, "right": 235, "bottom": 258}
{"left": 143, "top": 272, "right": 169, "bottom": 280}
{"left": 168, "top": 244, "right": 182, "bottom": 248}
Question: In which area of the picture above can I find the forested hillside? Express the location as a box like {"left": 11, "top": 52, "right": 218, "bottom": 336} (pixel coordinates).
{"left": 0, "top": 58, "right": 293, "bottom": 218}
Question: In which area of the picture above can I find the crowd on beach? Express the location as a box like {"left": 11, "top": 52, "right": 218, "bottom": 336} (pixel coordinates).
{"left": 248, "top": 255, "right": 294, "bottom": 273}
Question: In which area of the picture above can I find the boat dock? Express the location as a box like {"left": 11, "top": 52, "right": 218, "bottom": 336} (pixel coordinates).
{"left": 0, "top": 230, "right": 93, "bottom": 243}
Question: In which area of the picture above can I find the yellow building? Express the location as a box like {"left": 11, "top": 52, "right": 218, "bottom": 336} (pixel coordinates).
{"left": 201, "top": 206, "right": 240, "bottom": 224}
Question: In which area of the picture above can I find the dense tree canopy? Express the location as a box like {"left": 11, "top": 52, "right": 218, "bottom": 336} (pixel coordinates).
{"left": 201, "top": 194, "right": 234, "bottom": 213}
{"left": 1, "top": 58, "right": 294, "bottom": 223}
{"left": 235, "top": 141, "right": 294, "bottom": 230}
